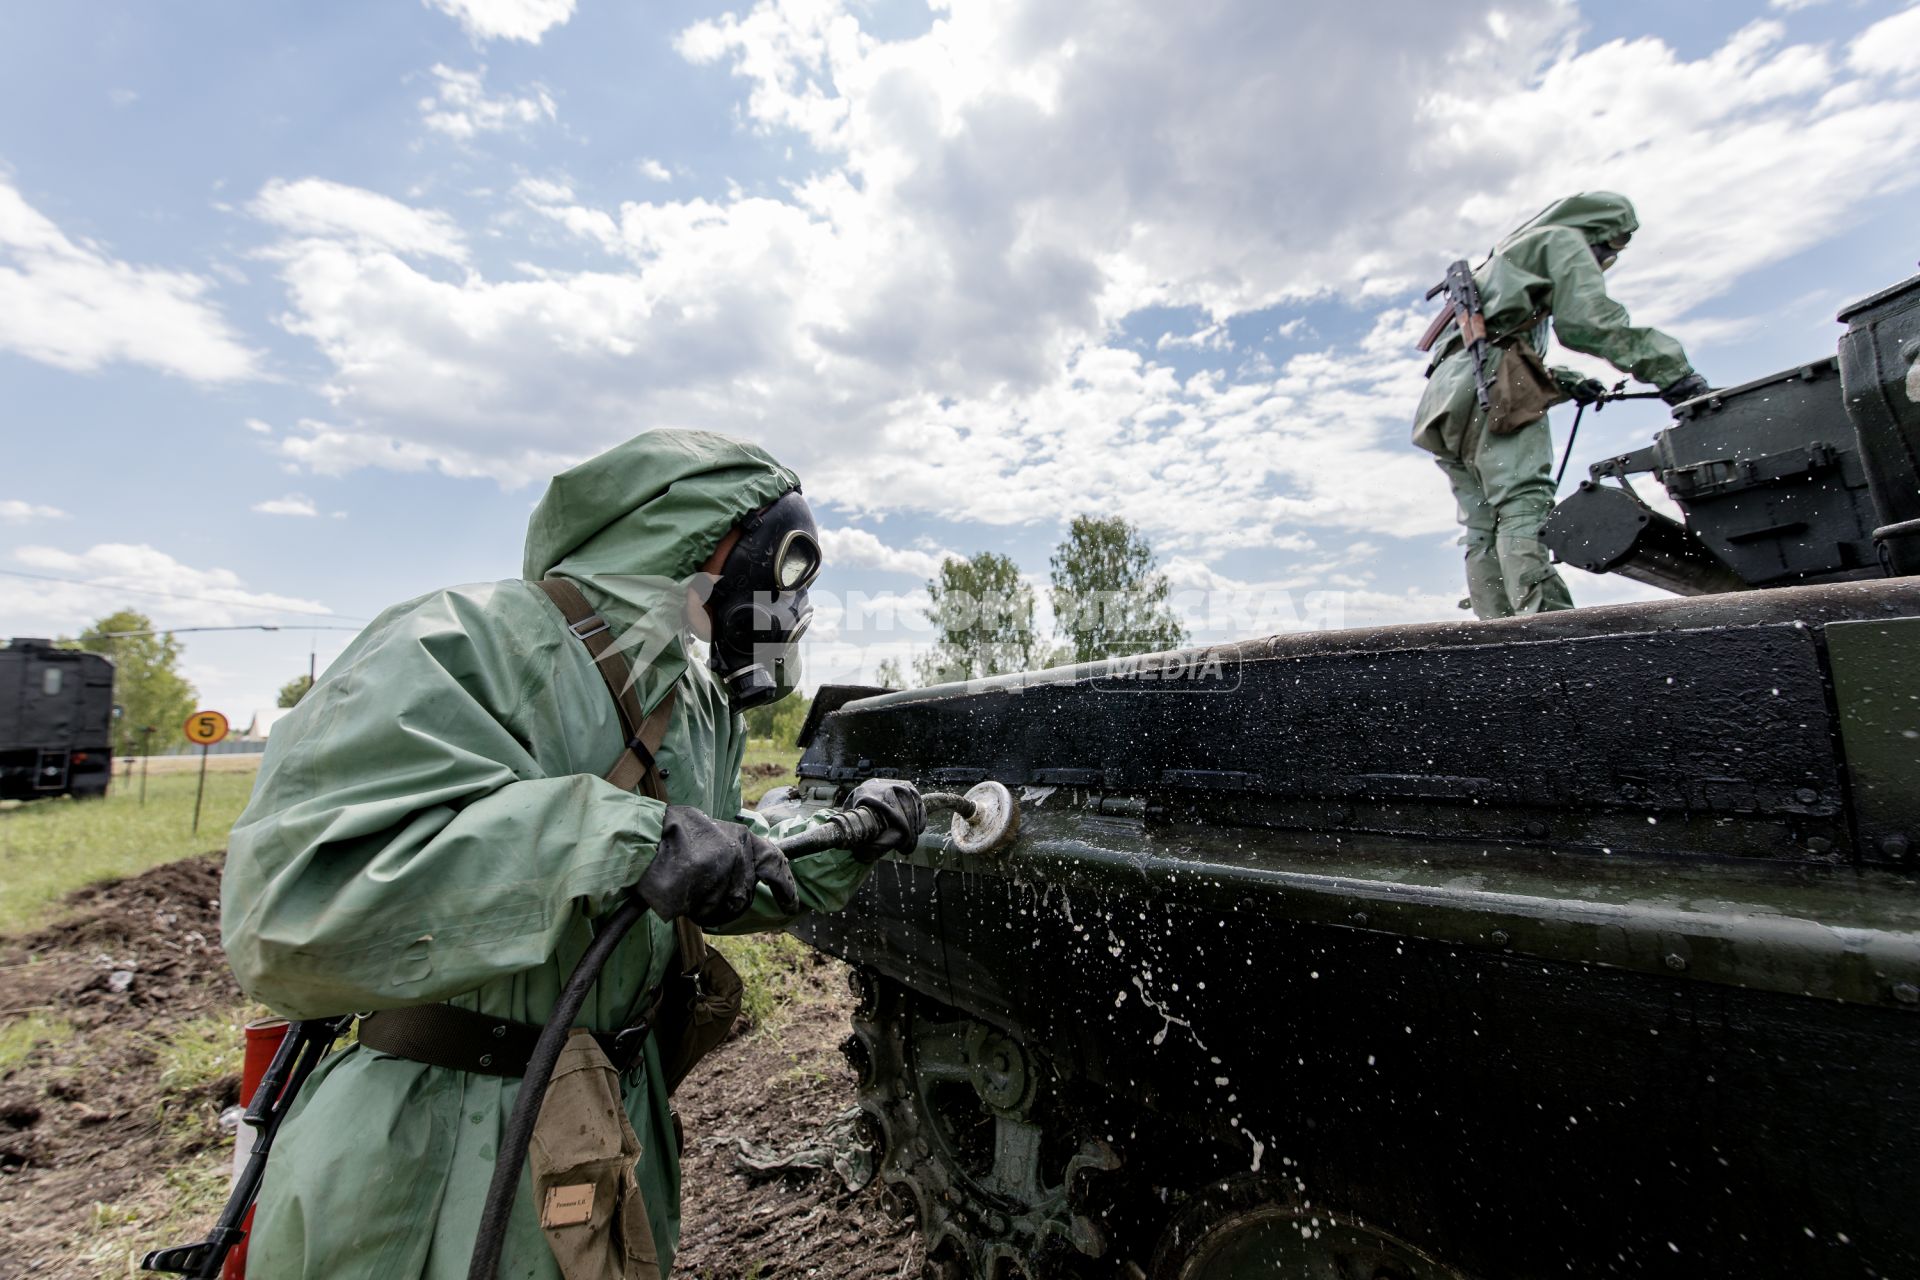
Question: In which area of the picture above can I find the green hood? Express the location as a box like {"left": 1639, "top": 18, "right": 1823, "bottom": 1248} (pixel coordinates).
{"left": 523, "top": 429, "right": 800, "bottom": 703}
{"left": 1500, "top": 191, "right": 1639, "bottom": 251}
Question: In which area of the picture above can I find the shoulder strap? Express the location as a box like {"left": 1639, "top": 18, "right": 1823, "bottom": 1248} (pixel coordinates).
{"left": 534, "top": 578, "right": 676, "bottom": 803}
{"left": 533, "top": 577, "right": 709, "bottom": 975}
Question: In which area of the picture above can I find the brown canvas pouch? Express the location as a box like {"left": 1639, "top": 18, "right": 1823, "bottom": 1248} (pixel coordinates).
{"left": 652, "top": 918, "right": 745, "bottom": 1097}
{"left": 1486, "top": 336, "right": 1568, "bottom": 435}
{"left": 529, "top": 1029, "right": 661, "bottom": 1280}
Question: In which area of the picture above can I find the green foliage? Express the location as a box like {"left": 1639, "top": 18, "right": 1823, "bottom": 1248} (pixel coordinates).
{"left": 708, "top": 932, "right": 816, "bottom": 1029}
{"left": 0, "top": 1010, "right": 74, "bottom": 1074}
{"left": 742, "top": 692, "right": 812, "bottom": 746}
{"left": 740, "top": 740, "right": 802, "bottom": 805}
{"left": 872, "top": 656, "right": 904, "bottom": 688}
{"left": 276, "top": 673, "right": 314, "bottom": 708}
{"left": 1048, "top": 515, "right": 1188, "bottom": 664}
{"left": 914, "top": 551, "right": 1042, "bottom": 684}
{"left": 0, "top": 764, "right": 259, "bottom": 934}
{"left": 66, "top": 610, "right": 198, "bottom": 755}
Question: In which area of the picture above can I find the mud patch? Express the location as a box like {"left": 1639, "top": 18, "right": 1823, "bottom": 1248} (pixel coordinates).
{"left": 0, "top": 855, "right": 241, "bottom": 1274}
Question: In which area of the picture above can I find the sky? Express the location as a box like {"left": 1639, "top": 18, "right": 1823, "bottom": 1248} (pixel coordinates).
{"left": 3, "top": 0, "right": 1919, "bottom": 722}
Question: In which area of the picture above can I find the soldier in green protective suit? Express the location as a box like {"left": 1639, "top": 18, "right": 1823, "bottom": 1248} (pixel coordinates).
{"left": 1413, "top": 191, "right": 1710, "bottom": 619}
{"left": 221, "top": 429, "right": 921, "bottom": 1278}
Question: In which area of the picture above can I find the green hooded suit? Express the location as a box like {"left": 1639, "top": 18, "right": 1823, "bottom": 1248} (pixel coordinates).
{"left": 1412, "top": 191, "right": 1697, "bottom": 618}
{"left": 221, "top": 430, "right": 871, "bottom": 1277}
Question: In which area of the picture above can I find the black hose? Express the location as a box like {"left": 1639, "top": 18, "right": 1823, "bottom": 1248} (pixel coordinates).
{"left": 466, "top": 893, "right": 648, "bottom": 1280}
{"left": 468, "top": 800, "right": 945, "bottom": 1280}
{"left": 1555, "top": 389, "right": 1669, "bottom": 491}
{"left": 1555, "top": 401, "right": 1586, "bottom": 491}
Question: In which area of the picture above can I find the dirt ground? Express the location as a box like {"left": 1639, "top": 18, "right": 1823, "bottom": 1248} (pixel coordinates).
{"left": 0, "top": 856, "right": 240, "bottom": 1274}
{"left": 674, "top": 966, "right": 922, "bottom": 1280}
{"left": 0, "top": 857, "right": 919, "bottom": 1278}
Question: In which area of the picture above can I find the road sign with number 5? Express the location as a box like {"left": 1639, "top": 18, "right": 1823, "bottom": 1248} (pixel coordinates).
{"left": 184, "top": 710, "right": 229, "bottom": 746}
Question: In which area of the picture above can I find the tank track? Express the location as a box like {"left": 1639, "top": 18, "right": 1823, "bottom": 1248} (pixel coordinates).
{"left": 844, "top": 968, "right": 1470, "bottom": 1280}
{"left": 844, "top": 968, "right": 1122, "bottom": 1279}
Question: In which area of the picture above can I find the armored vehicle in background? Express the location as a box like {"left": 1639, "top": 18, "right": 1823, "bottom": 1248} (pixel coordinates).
{"left": 770, "top": 270, "right": 1920, "bottom": 1278}
{"left": 0, "top": 638, "right": 115, "bottom": 799}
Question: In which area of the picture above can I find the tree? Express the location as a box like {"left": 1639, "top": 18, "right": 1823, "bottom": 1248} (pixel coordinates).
{"left": 277, "top": 674, "right": 314, "bottom": 708}
{"left": 914, "top": 552, "right": 1043, "bottom": 684}
{"left": 872, "top": 656, "right": 904, "bottom": 689}
{"left": 744, "top": 693, "right": 812, "bottom": 746}
{"left": 1048, "top": 515, "right": 1188, "bottom": 664}
{"left": 68, "top": 610, "right": 198, "bottom": 755}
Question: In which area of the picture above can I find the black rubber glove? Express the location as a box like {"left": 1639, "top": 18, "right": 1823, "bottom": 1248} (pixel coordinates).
{"left": 641, "top": 805, "right": 800, "bottom": 927}
{"left": 1564, "top": 376, "right": 1609, "bottom": 406}
{"left": 844, "top": 778, "right": 928, "bottom": 863}
{"left": 1660, "top": 371, "right": 1711, "bottom": 406}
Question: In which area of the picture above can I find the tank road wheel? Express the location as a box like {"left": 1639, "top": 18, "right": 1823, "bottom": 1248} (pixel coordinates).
{"left": 1148, "top": 1178, "right": 1465, "bottom": 1280}
{"left": 845, "top": 970, "right": 1119, "bottom": 1279}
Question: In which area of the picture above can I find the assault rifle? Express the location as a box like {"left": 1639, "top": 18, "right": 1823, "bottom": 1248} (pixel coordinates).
{"left": 1418, "top": 258, "right": 1493, "bottom": 411}
{"left": 141, "top": 1016, "right": 351, "bottom": 1278}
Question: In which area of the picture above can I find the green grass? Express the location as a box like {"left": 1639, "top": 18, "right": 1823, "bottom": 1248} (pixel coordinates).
{"left": 740, "top": 740, "right": 802, "bottom": 807}
{"left": 0, "top": 765, "right": 260, "bottom": 934}
{"left": 709, "top": 931, "right": 817, "bottom": 1029}
{"left": 152, "top": 1010, "right": 247, "bottom": 1096}
{"left": 147, "top": 1009, "right": 249, "bottom": 1152}
{"left": 0, "top": 1009, "right": 75, "bottom": 1074}
{"left": 80, "top": 1156, "right": 231, "bottom": 1279}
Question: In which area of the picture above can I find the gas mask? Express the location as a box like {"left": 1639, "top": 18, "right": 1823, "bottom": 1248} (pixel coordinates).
{"left": 1591, "top": 232, "right": 1631, "bottom": 271}
{"left": 700, "top": 489, "right": 821, "bottom": 710}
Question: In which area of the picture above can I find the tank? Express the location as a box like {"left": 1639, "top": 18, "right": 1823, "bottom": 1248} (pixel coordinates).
{"left": 1544, "top": 270, "right": 1920, "bottom": 594}
{"left": 0, "top": 638, "right": 116, "bottom": 799}
{"left": 768, "top": 580, "right": 1920, "bottom": 1279}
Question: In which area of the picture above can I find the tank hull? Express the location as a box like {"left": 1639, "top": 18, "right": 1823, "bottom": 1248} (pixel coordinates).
{"left": 782, "top": 581, "right": 1920, "bottom": 1278}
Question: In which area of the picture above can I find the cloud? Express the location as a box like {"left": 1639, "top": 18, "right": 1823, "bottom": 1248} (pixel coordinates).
{"left": 251, "top": 493, "right": 319, "bottom": 517}
{"left": 1424, "top": 18, "right": 1920, "bottom": 329}
{"left": 422, "top": 0, "right": 575, "bottom": 44}
{"left": 249, "top": 3, "right": 1920, "bottom": 581}
{"left": 638, "top": 158, "right": 673, "bottom": 183}
{"left": 1156, "top": 323, "right": 1232, "bottom": 353}
{"left": 244, "top": 417, "right": 274, "bottom": 434}
{"left": 818, "top": 526, "right": 954, "bottom": 578}
{"left": 419, "top": 64, "right": 557, "bottom": 140}
{"left": 250, "top": 177, "right": 468, "bottom": 263}
{"left": 0, "top": 176, "right": 258, "bottom": 381}
{"left": 1849, "top": 5, "right": 1920, "bottom": 82}
{"left": 808, "top": 305, "right": 1457, "bottom": 551}
{"left": 273, "top": 418, "right": 498, "bottom": 477}
{"left": 0, "top": 499, "right": 68, "bottom": 524}
{"left": 4, "top": 543, "right": 333, "bottom": 633}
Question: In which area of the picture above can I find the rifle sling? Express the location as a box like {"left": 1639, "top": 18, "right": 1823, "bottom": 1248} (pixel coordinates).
{"left": 533, "top": 578, "right": 707, "bottom": 977}
{"left": 532, "top": 577, "right": 676, "bottom": 803}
